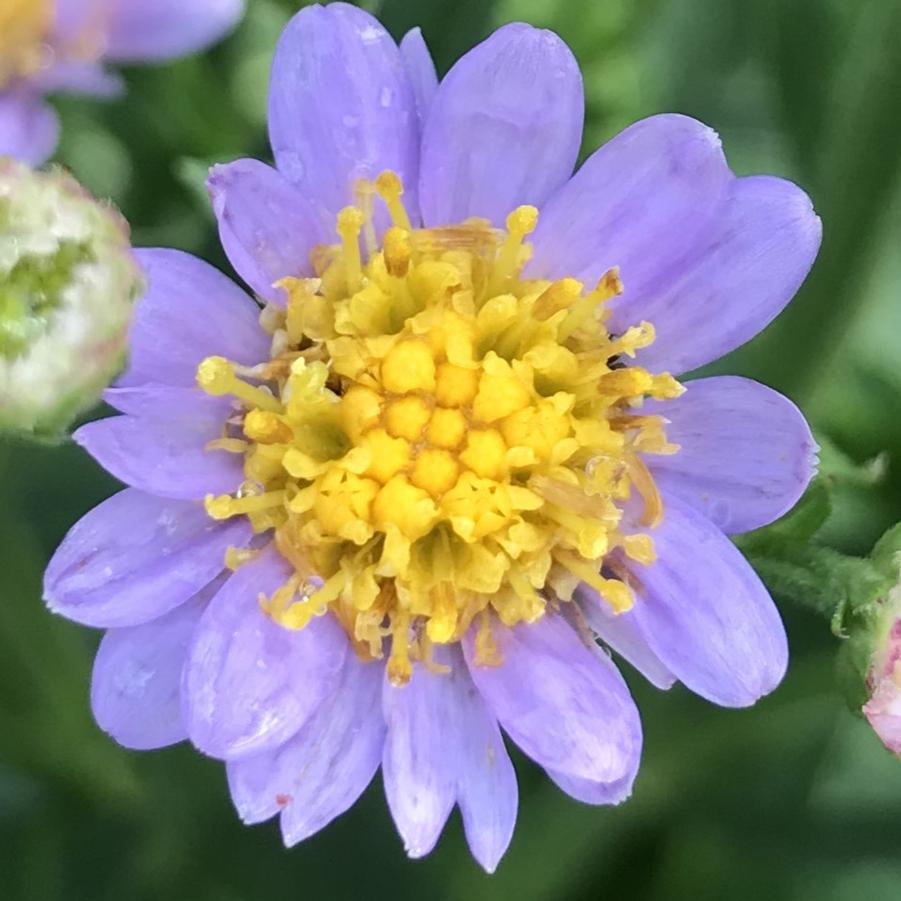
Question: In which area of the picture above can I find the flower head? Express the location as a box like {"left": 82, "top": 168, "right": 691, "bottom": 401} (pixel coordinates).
{"left": 0, "top": 0, "right": 245, "bottom": 165}
{"left": 199, "top": 186, "right": 683, "bottom": 683}
{"left": 0, "top": 158, "right": 142, "bottom": 436}
{"left": 44, "top": 4, "right": 821, "bottom": 872}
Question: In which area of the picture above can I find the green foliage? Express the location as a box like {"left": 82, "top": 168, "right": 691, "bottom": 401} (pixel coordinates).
{"left": 737, "top": 472, "right": 887, "bottom": 631}
{"left": 4, "top": 0, "right": 901, "bottom": 899}
{"left": 738, "top": 446, "right": 901, "bottom": 712}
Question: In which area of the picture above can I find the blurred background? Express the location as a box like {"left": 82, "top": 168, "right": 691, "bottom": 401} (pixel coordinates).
{"left": 3, "top": 0, "right": 901, "bottom": 898}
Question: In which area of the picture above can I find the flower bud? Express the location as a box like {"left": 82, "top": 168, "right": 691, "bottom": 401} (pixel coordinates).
{"left": 0, "top": 158, "right": 142, "bottom": 437}
{"left": 863, "top": 568, "right": 901, "bottom": 754}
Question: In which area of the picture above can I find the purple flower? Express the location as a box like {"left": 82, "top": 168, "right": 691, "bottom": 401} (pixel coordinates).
{"left": 43, "top": 4, "right": 821, "bottom": 872}
{"left": 0, "top": 0, "right": 244, "bottom": 165}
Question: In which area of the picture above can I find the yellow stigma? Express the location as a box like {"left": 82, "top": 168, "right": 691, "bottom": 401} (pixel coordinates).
{"left": 197, "top": 169, "right": 683, "bottom": 674}
{"left": 0, "top": 0, "right": 52, "bottom": 88}
{"left": 375, "top": 171, "right": 413, "bottom": 232}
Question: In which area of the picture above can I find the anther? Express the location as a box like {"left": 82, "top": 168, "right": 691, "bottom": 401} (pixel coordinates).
{"left": 533, "top": 277, "right": 584, "bottom": 320}
{"left": 375, "top": 170, "right": 413, "bottom": 232}
{"left": 596, "top": 266, "right": 624, "bottom": 301}
{"left": 383, "top": 226, "right": 412, "bottom": 278}
{"left": 558, "top": 268, "right": 623, "bottom": 340}
{"left": 596, "top": 369, "right": 654, "bottom": 397}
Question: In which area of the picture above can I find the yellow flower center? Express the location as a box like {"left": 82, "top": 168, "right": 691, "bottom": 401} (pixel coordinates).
{"left": 0, "top": 0, "right": 53, "bottom": 89}
{"left": 198, "top": 171, "right": 684, "bottom": 684}
{"left": 0, "top": 0, "right": 112, "bottom": 90}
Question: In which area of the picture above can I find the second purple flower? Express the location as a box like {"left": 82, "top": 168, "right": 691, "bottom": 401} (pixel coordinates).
{"left": 0, "top": 0, "right": 244, "bottom": 165}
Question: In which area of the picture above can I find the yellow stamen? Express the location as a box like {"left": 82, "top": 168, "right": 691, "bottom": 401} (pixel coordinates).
{"left": 489, "top": 205, "right": 538, "bottom": 295}
{"left": 205, "top": 437, "right": 249, "bottom": 454}
{"left": 243, "top": 410, "right": 293, "bottom": 444}
{"left": 375, "top": 170, "right": 413, "bottom": 232}
{"left": 383, "top": 226, "right": 412, "bottom": 277}
{"left": 533, "top": 277, "right": 584, "bottom": 320}
{"left": 276, "top": 570, "right": 345, "bottom": 630}
{"left": 474, "top": 609, "right": 502, "bottom": 666}
{"left": 205, "top": 490, "right": 287, "bottom": 520}
{"left": 225, "top": 547, "right": 261, "bottom": 571}
{"left": 337, "top": 207, "right": 365, "bottom": 294}
{"left": 197, "top": 356, "right": 282, "bottom": 413}
{"left": 354, "top": 178, "right": 379, "bottom": 255}
{"left": 626, "top": 455, "right": 665, "bottom": 528}
{"left": 558, "top": 269, "right": 623, "bottom": 340}
{"left": 555, "top": 551, "right": 635, "bottom": 614}
{"left": 387, "top": 610, "right": 413, "bottom": 686}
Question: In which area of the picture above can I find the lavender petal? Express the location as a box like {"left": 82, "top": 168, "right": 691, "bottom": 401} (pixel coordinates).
{"left": 44, "top": 488, "right": 248, "bottom": 628}
{"left": 419, "top": 23, "right": 583, "bottom": 227}
{"left": 183, "top": 547, "right": 346, "bottom": 759}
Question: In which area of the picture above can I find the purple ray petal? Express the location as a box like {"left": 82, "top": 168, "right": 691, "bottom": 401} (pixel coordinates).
{"left": 381, "top": 644, "right": 517, "bottom": 871}
{"left": 647, "top": 376, "right": 818, "bottom": 533}
{"left": 103, "top": 0, "right": 244, "bottom": 62}
{"left": 118, "top": 249, "right": 268, "bottom": 389}
{"left": 44, "top": 488, "right": 248, "bottom": 629}
{"left": 527, "top": 114, "right": 730, "bottom": 296}
{"left": 621, "top": 175, "right": 821, "bottom": 374}
{"left": 268, "top": 3, "right": 420, "bottom": 230}
{"left": 91, "top": 591, "right": 209, "bottom": 750}
{"left": 464, "top": 612, "right": 641, "bottom": 784}
{"left": 381, "top": 658, "right": 456, "bottom": 859}
{"left": 382, "top": 642, "right": 517, "bottom": 869}
{"left": 399, "top": 28, "right": 438, "bottom": 126}
{"left": 419, "top": 23, "right": 583, "bottom": 227}
{"left": 74, "top": 386, "right": 242, "bottom": 501}
{"left": 547, "top": 769, "right": 636, "bottom": 806}
{"left": 0, "top": 90, "right": 59, "bottom": 165}
{"left": 32, "top": 61, "right": 124, "bottom": 98}
{"left": 444, "top": 645, "right": 518, "bottom": 874}
{"left": 576, "top": 587, "right": 676, "bottom": 690}
{"left": 626, "top": 498, "right": 788, "bottom": 707}
{"left": 183, "top": 547, "right": 346, "bottom": 760}
{"left": 226, "top": 651, "right": 384, "bottom": 838}
{"left": 207, "top": 159, "right": 327, "bottom": 304}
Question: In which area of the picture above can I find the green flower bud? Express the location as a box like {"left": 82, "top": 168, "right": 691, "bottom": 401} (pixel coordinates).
{"left": 0, "top": 158, "right": 143, "bottom": 438}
